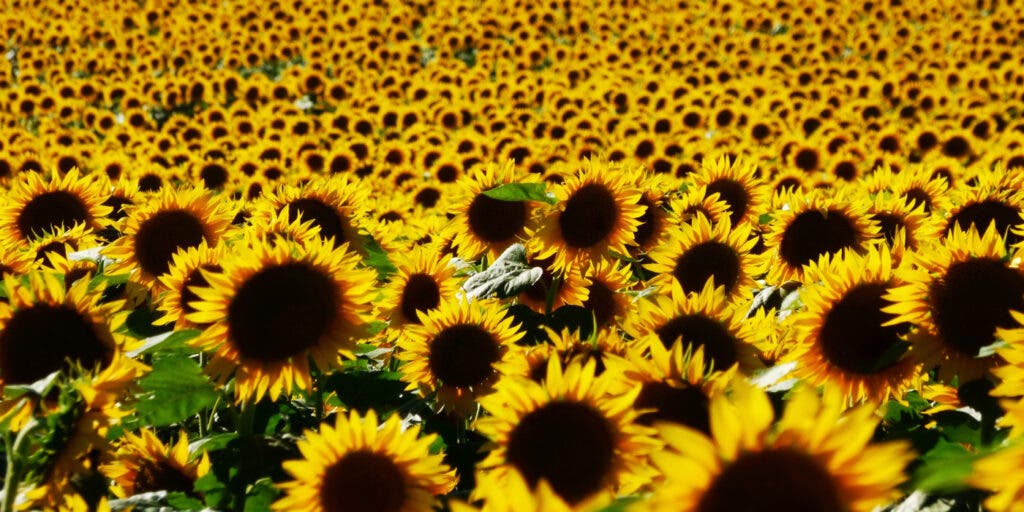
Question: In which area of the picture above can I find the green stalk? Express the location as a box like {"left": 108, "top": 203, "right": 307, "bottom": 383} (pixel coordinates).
{"left": 2, "top": 420, "right": 39, "bottom": 512}
{"left": 237, "top": 399, "right": 256, "bottom": 438}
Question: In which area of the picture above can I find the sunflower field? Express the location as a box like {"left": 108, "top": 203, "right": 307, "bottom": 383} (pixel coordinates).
{"left": 3, "top": 0, "right": 1024, "bottom": 510}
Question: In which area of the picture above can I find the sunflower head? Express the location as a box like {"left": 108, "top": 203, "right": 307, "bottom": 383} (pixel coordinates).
{"left": 475, "top": 359, "right": 658, "bottom": 507}
{"left": 187, "top": 237, "right": 377, "bottom": 403}
{"left": 103, "top": 186, "right": 233, "bottom": 289}
{"left": 886, "top": 225, "right": 1024, "bottom": 382}
{"left": 786, "top": 246, "right": 923, "bottom": 403}
{"left": 689, "top": 155, "right": 769, "bottom": 227}
{"left": 398, "top": 299, "right": 527, "bottom": 415}
{"left": 275, "top": 409, "right": 457, "bottom": 512}
{"left": 100, "top": 429, "right": 210, "bottom": 498}
{"left": 647, "top": 381, "right": 914, "bottom": 512}
{"left": 530, "top": 159, "right": 646, "bottom": 272}
{"left": 446, "top": 160, "right": 540, "bottom": 262}
{"left": 0, "top": 168, "right": 110, "bottom": 247}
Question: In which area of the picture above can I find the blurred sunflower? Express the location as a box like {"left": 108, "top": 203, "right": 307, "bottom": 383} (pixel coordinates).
{"left": 446, "top": 160, "right": 539, "bottom": 262}
{"left": 103, "top": 187, "right": 233, "bottom": 288}
{"left": 886, "top": 225, "right": 1024, "bottom": 382}
{"left": 646, "top": 382, "right": 914, "bottom": 512}
{"left": 397, "top": 299, "right": 527, "bottom": 414}
{"left": 274, "top": 409, "right": 457, "bottom": 512}
{"left": 763, "top": 189, "right": 878, "bottom": 284}
{"left": 515, "top": 254, "right": 588, "bottom": 314}
{"left": 100, "top": 429, "right": 210, "bottom": 498}
{"left": 645, "top": 213, "right": 763, "bottom": 302}
{"left": 969, "top": 444, "right": 1024, "bottom": 512}
{"left": 667, "top": 185, "right": 734, "bottom": 227}
{"left": 0, "top": 169, "right": 110, "bottom": 247}
{"left": 531, "top": 160, "right": 645, "bottom": 272}
{"left": 187, "top": 238, "right": 377, "bottom": 402}
{"left": 474, "top": 359, "right": 657, "bottom": 507}
{"left": 786, "top": 246, "right": 922, "bottom": 403}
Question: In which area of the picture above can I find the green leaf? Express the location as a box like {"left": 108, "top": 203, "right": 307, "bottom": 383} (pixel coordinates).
{"left": 135, "top": 354, "right": 219, "bottom": 427}
{"left": 323, "top": 371, "right": 411, "bottom": 415}
{"left": 122, "top": 307, "right": 173, "bottom": 339}
{"left": 597, "top": 496, "right": 642, "bottom": 511}
{"left": 481, "top": 183, "right": 556, "bottom": 204}
{"left": 758, "top": 213, "right": 773, "bottom": 224}
{"left": 194, "top": 472, "right": 232, "bottom": 509}
{"left": 361, "top": 235, "right": 397, "bottom": 281}
{"left": 870, "top": 341, "right": 911, "bottom": 373}
{"left": 189, "top": 432, "right": 239, "bottom": 458}
{"left": 128, "top": 328, "right": 201, "bottom": 357}
{"left": 166, "top": 492, "right": 205, "bottom": 511}
{"left": 244, "top": 478, "right": 281, "bottom": 512}
{"left": 912, "top": 440, "right": 978, "bottom": 493}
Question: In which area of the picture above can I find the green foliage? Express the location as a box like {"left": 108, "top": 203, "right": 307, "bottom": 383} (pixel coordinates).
{"left": 481, "top": 183, "right": 556, "bottom": 204}
{"left": 134, "top": 354, "right": 219, "bottom": 427}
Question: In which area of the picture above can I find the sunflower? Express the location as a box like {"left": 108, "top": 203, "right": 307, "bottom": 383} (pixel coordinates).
{"left": 27, "top": 222, "right": 100, "bottom": 264}
{"left": 445, "top": 160, "right": 540, "bottom": 262}
{"left": 0, "top": 168, "right": 110, "bottom": 248}
{"left": 474, "top": 359, "right": 657, "bottom": 507}
{"left": 186, "top": 238, "right": 377, "bottom": 403}
{"left": 154, "top": 242, "right": 228, "bottom": 330}
{"left": 397, "top": 299, "right": 527, "bottom": 414}
{"left": 866, "top": 192, "right": 942, "bottom": 262}
{"left": 100, "top": 429, "right": 211, "bottom": 498}
{"left": 942, "top": 181, "right": 1024, "bottom": 246}
{"left": 885, "top": 225, "right": 1024, "bottom": 382}
{"left": 0, "top": 272, "right": 128, "bottom": 390}
{"left": 629, "top": 173, "right": 674, "bottom": 255}
{"left": 103, "top": 187, "right": 233, "bottom": 288}
{"left": 449, "top": 467, "right": 581, "bottom": 512}
{"left": 645, "top": 213, "right": 764, "bottom": 303}
{"left": 688, "top": 155, "right": 769, "bottom": 227}
{"left": 515, "top": 254, "right": 589, "bottom": 314}
{"left": 645, "top": 382, "right": 914, "bottom": 512}
{"left": 623, "top": 281, "right": 764, "bottom": 373}
{"left": 530, "top": 159, "right": 645, "bottom": 272}
{"left": 255, "top": 175, "right": 371, "bottom": 253}
{"left": 0, "top": 242, "right": 35, "bottom": 276}
{"left": 666, "top": 186, "right": 734, "bottom": 228}
{"left": 969, "top": 443, "right": 1024, "bottom": 512}
{"left": 785, "top": 246, "right": 922, "bottom": 403}
{"left": 239, "top": 206, "right": 324, "bottom": 248}
{"left": 377, "top": 246, "right": 461, "bottom": 342}
{"left": 274, "top": 409, "right": 457, "bottom": 512}
{"left": 606, "top": 336, "right": 728, "bottom": 435}
{"left": 580, "top": 259, "right": 634, "bottom": 331}
{"left": 763, "top": 189, "right": 879, "bottom": 284}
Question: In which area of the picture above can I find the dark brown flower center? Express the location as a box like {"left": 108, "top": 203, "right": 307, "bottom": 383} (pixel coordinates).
{"left": 656, "top": 314, "right": 739, "bottom": 371}
{"left": 819, "top": 283, "right": 909, "bottom": 374}
{"left": 428, "top": 324, "right": 501, "bottom": 388}
{"left": 0, "top": 304, "right": 112, "bottom": 385}
{"left": 134, "top": 460, "right": 195, "bottom": 495}
{"left": 673, "top": 241, "right": 741, "bottom": 295}
{"left": 634, "top": 381, "right": 710, "bottom": 434}
{"left": 930, "top": 258, "right": 1024, "bottom": 357}
{"left": 506, "top": 401, "right": 616, "bottom": 504}
{"left": 706, "top": 178, "right": 749, "bottom": 225}
{"left": 871, "top": 212, "right": 908, "bottom": 247}
{"left": 583, "top": 279, "right": 619, "bottom": 328}
{"left": 134, "top": 209, "right": 207, "bottom": 277}
{"left": 16, "top": 190, "right": 90, "bottom": 240}
{"left": 228, "top": 263, "right": 339, "bottom": 362}
{"left": 286, "top": 198, "right": 348, "bottom": 247}
{"left": 945, "top": 200, "right": 1021, "bottom": 246}
{"left": 399, "top": 273, "right": 441, "bottom": 324}
{"left": 779, "top": 209, "right": 860, "bottom": 271}
{"left": 467, "top": 194, "right": 527, "bottom": 244}
{"left": 559, "top": 184, "right": 619, "bottom": 248}
{"left": 320, "top": 450, "right": 407, "bottom": 512}
{"left": 696, "top": 448, "right": 842, "bottom": 512}
{"left": 633, "top": 194, "right": 660, "bottom": 247}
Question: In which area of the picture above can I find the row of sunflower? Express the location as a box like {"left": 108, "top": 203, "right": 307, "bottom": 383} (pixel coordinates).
{"left": 1, "top": 0, "right": 1024, "bottom": 511}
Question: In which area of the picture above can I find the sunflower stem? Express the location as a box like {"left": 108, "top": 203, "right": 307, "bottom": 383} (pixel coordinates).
{"left": 2, "top": 419, "right": 39, "bottom": 512}
{"left": 237, "top": 399, "right": 256, "bottom": 438}
{"left": 544, "top": 275, "right": 563, "bottom": 315}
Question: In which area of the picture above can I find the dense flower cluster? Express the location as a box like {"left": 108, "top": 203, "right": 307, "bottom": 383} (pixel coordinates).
{"left": 1, "top": 0, "right": 1024, "bottom": 510}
